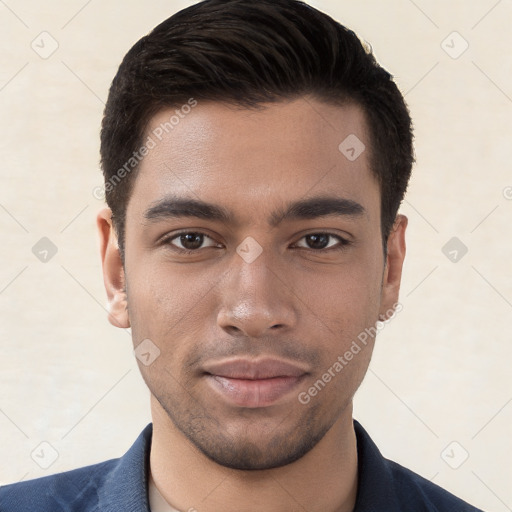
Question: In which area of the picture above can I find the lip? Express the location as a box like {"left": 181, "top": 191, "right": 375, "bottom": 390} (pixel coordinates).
{"left": 203, "top": 358, "right": 308, "bottom": 379}
{"left": 203, "top": 358, "right": 308, "bottom": 408}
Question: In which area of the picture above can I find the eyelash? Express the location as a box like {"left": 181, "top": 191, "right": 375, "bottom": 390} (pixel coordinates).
{"left": 161, "top": 230, "right": 352, "bottom": 254}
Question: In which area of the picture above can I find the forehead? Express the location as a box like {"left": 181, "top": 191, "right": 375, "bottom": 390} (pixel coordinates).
{"left": 126, "top": 98, "right": 379, "bottom": 225}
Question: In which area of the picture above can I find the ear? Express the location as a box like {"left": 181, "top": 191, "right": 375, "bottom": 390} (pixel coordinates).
{"left": 379, "top": 214, "right": 407, "bottom": 319}
{"left": 96, "top": 207, "right": 130, "bottom": 329}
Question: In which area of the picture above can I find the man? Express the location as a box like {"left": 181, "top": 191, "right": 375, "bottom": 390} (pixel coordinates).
{"left": 0, "top": 0, "right": 483, "bottom": 510}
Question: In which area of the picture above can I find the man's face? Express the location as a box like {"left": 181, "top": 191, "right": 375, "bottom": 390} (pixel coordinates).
{"left": 98, "top": 97, "right": 406, "bottom": 470}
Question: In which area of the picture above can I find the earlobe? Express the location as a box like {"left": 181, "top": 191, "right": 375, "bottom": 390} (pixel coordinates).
{"left": 96, "top": 207, "right": 130, "bottom": 329}
{"left": 379, "top": 214, "right": 408, "bottom": 319}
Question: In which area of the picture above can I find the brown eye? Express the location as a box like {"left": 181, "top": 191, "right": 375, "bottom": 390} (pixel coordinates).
{"left": 305, "top": 234, "right": 329, "bottom": 249}
{"left": 166, "top": 232, "right": 218, "bottom": 252}
{"left": 178, "top": 233, "right": 204, "bottom": 250}
{"left": 295, "top": 233, "right": 349, "bottom": 251}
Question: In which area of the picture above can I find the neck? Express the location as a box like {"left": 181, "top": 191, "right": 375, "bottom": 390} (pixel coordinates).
{"left": 149, "top": 395, "right": 358, "bottom": 512}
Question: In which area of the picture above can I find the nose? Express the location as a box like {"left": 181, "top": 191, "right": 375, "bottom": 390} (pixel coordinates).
{"left": 216, "top": 249, "right": 298, "bottom": 338}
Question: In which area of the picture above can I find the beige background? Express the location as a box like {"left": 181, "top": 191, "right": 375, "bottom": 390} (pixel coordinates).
{"left": 1, "top": 1, "right": 511, "bottom": 510}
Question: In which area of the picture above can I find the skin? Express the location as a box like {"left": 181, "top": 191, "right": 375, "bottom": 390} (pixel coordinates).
{"left": 97, "top": 97, "right": 407, "bottom": 512}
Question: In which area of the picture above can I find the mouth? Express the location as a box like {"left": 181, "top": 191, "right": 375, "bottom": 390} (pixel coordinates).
{"left": 202, "top": 358, "right": 309, "bottom": 408}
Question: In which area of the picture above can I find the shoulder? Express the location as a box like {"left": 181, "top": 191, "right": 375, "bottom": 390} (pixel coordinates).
{"left": 0, "top": 458, "right": 119, "bottom": 512}
{"left": 353, "top": 420, "right": 483, "bottom": 512}
{"left": 386, "top": 458, "right": 483, "bottom": 511}
{"left": 0, "top": 423, "right": 153, "bottom": 512}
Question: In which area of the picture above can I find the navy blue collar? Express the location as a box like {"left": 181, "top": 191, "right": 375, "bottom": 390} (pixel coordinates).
{"left": 102, "top": 420, "right": 478, "bottom": 512}
{"left": 96, "top": 423, "right": 153, "bottom": 511}
{"left": 101, "top": 420, "right": 392, "bottom": 511}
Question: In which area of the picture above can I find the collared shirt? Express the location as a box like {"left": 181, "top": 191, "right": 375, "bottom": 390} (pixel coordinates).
{"left": 0, "top": 420, "right": 484, "bottom": 511}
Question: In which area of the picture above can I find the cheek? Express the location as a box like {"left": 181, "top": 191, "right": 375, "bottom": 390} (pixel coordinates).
{"left": 295, "top": 265, "right": 381, "bottom": 407}
{"left": 292, "top": 259, "right": 383, "bottom": 334}
{"left": 126, "top": 261, "right": 217, "bottom": 351}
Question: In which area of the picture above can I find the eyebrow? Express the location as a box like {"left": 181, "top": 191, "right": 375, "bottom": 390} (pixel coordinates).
{"left": 143, "top": 194, "right": 366, "bottom": 227}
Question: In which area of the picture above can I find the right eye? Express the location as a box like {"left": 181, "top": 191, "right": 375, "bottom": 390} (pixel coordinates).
{"left": 162, "top": 231, "right": 221, "bottom": 253}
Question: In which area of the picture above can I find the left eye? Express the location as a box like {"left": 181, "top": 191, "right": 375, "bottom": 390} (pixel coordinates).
{"left": 295, "top": 233, "right": 347, "bottom": 250}
{"left": 167, "top": 232, "right": 218, "bottom": 251}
